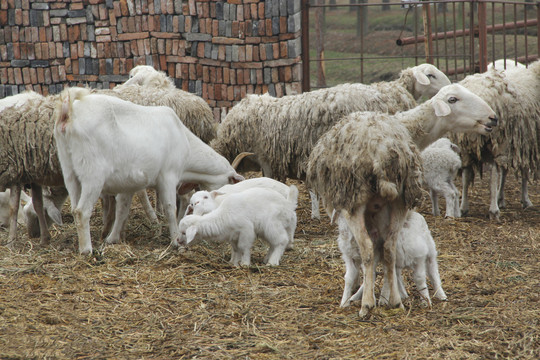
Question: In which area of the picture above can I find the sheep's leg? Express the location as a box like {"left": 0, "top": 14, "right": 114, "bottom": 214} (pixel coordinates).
{"left": 451, "top": 182, "right": 461, "bottom": 218}
{"left": 438, "top": 181, "right": 458, "bottom": 218}
{"left": 460, "top": 166, "right": 474, "bottom": 216}
{"left": 105, "top": 193, "right": 134, "bottom": 244}
{"left": 489, "top": 164, "right": 501, "bottom": 221}
{"left": 498, "top": 167, "right": 507, "bottom": 209}
{"left": 176, "top": 193, "right": 190, "bottom": 222}
{"left": 73, "top": 184, "right": 102, "bottom": 255}
{"left": 429, "top": 189, "right": 440, "bottom": 216}
{"left": 236, "top": 232, "right": 254, "bottom": 266}
{"left": 343, "top": 207, "right": 375, "bottom": 318}
{"left": 349, "top": 262, "right": 371, "bottom": 303}
{"left": 520, "top": 168, "right": 533, "bottom": 209}
{"left": 7, "top": 185, "right": 21, "bottom": 247}
{"left": 30, "top": 184, "right": 51, "bottom": 246}
{"left": 309, "top": 190, "right": 321, "bottom": 220}
{"left": 396, "top": 268, "right": 409, "bottom": 300}
{"left": 426, "top": 254, "right": 447, "bottom": 301}
{"left": 381, "top": 205, "right": 405, "bottom": 310}
{"left": 156, "top": 181, "right": 180, "bottom": 247}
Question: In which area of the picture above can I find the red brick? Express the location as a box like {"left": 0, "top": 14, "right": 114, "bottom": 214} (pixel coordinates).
{"left": 238, "top": 46, "right": 245, "bottom": 62}
{"left": 280, "top": 41, "right": 288, "bottom": 58}
{"left": 202, "top": 66, "right": 210, "bottom": 82}
{"left": 223, "top": 67, "right": 229, "bottom": 84}
{"left": 29, "top": 68, "right": 37, "bottom": 84}
{"left": 37, "top": 67, "right": 45, "bottom": 83}
{"left": 259, "top": 44, "right": 266, "bottom": 61}
{"left": 212, "top": 19, "right": 219, "bottom": 37}
{"left": 185, "top": 16, "right": 192, "bottom": 32}
{"left": 283, "top": 66, "right": 292, "bottom": 82}
{"left": 258, "top": 3, "right": 265, "bottom": 18}
{"left": 237, "top": 69, "right": 244, "bottom": 84}
{"left": 245, "top": 45, "right": 253, "bottom": 62}
{"left": 217, "top": 45, "right": 225, "bottom": 61}
{"left": 272, "top": 43, "right": 279, "bottom": 59}
{"left": 119, "top": 0, "right": 129, "bottom": 16}
{"left": 231, "top": 21, "right": 239, "bottom": 38}
{"left": 250, "top": 4, "right": 258, "bottom": 19}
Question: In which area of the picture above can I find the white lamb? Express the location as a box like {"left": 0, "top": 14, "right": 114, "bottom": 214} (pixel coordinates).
{"left": 339, "top": 210, "right": 447, "bottom": 308}
{"left": 420, "top": 138, "right": 462, "bottom": 218}
{"left": 0, "top": 189, "right": 28, "bottom": 228}
{"left": 179, "top": 188, "right": 297, "bottom": 266}
{"left": 53, "top": 87, "right": 244, "bottom": 255}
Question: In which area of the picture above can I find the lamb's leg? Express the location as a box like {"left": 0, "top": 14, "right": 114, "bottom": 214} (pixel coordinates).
{"left": 460, "top": 166, "right": 474, "bottom": 216}
{"left": 7, "top": 185, "right": 21, "bottom": 248}
{"left": 429, "top": 189, "right": 440, "bottom": 216}
{"left": 520, "top": 168, "right": 533, "bottom": 209}
{"left": 396, "top": 268, "right": 409, "bottom": 300}
{"left": 229, "top": 240, "right": 241, "bottom": 266}
{"left": 30, "top": 184, "right": 50, "bottom": 246}
{"left": 105, "top": 193, "right": 134, "bottom": 244}
{"left": 73, "top": 184, "right": 103, "bottom": 255}
{"left": 426, "top": 253, "right": 447, "bottom": 301}
{"left": 235, "top": 232, "right": 254, "bottom": 266}
{"left": 349, "top": 262, "right": 373, "bottom": 303}
{"left": 439, "top": 181, "right": 458, "bottom": 218}
{"left": 343, "top": 207, "right": 375, "bottom": 318}
{"left": 309, "top": 190, "right": 321, "bottom": 220}
{"left": 489, "top": 164, "right": 501, "bottom": 221}
{"left": 412, "top": 262, "right": 431, "bottom": 307}
{"left": 340, "top": 253, "right": 360, "bottom": 307}
{"left": 451, "top": 182, "right": 461, "bottom": 218}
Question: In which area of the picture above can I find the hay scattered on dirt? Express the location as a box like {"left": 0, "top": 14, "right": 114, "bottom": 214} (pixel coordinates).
{"left": 1, "top": 171, "right": 538, "bottom": 359}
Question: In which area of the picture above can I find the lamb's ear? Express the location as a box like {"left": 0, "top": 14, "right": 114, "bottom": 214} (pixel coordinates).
{"left": 413, "top": 69, "right": 431, "bottom": 86}
{"left": 184, "top": 204, "right": 194, "bottom": 217}
{"left": 432, "top": 99, "right": 451, "bottom": 117}
{"left": 46, "top": 206, "right": 63, "bottom": 225}
{"left": 186, "top": 225, "right": 198, "bottom": 244}
{"left": 210, "top": 191, "right": 225, "bottom": 199}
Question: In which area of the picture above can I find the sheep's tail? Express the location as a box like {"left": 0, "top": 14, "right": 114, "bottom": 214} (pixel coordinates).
{"left": 231, "top": 152, "right": 254, "bottom": 169}
{"left": 56, "top": 87, "right": 90, "bottom": 132}
{"left": 287, "top": 185, "right": 299, "bottom": 207}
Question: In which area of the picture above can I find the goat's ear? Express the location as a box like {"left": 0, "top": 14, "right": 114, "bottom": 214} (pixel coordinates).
{"left": 210, "top": 191, "right": 225, "bottom": 199}
{"left": 186, "top": 225, "right": 198, "bottom": 244}
{"left": 46, "top": 207, "right": 63, "bottom": 225}
{"left": 184, "top": 205, "right": 194, "bottom": 216}
{"left": 432, "top": 99, "right": 451, "bottom": 117}
{"left": 229, "top": 174, "right": 244, "bottom": 184}
{"left": 413, "top": 69, "right": 431, "bottom": 86}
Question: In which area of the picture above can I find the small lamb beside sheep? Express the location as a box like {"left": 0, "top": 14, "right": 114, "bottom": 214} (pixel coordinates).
{"left": 421, "top": 138, "right": 462, "bottom": 218}
{"left": 179, "top": 186, "right": 298, "bottom": 266}
{"left": 339, "top": 210, "right": 447, "bottom": 308}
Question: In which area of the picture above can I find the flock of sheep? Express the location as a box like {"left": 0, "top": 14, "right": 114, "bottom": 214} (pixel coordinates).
{"left": 0, "top": 59, "right": 538, "bottom": 318}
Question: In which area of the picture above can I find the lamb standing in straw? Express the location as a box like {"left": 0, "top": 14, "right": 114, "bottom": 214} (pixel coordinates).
{"left": 307, "top": 83, "right": 497, "bottom": 317}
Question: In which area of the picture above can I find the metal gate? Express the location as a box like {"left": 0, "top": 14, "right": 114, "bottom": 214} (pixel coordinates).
{"left": 301, "top": 0, "right": 539, "bottom": 91}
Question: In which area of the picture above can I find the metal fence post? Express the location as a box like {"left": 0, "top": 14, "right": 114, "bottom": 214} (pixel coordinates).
{"left": 301, "top": 0, "right": 311, "bottom": 92}
{"left": 478, "top": 0, "right": 488, "bottom": 72}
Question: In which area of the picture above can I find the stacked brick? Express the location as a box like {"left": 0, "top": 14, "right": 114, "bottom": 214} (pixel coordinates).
{"left": 0, "top": 0, "right": 303, "bottom": 121}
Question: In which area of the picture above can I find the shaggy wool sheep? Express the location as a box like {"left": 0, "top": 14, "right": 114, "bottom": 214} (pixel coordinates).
{"left": 487, "top": 59, "right": 526, "bottom": 71}
{"left": 0, "top": 92, "right": 65, "bottom": 246}
{"left": 420, "top": 138, "right": 462, "bottom": 218}
{"left": 179, "top": 188, "right": 297, "bottom": 266}
{"left": 448, "top": 63, "right": 540, "bottom": 220}
{"left": 306, "top": 83, "right": 497, "bottom": 317}
{"left": 339, "top": 210, "right": 447, "bottom": 308}
{"left": 211, "top": 64, "right": 450, "bottom": 218}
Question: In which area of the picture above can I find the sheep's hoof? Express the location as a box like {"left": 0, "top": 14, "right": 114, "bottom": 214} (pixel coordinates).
{"left": 359, "top": 305, "right": 372, "bottom": 318}
{"left": 522, "top": 200, "right": 533, "bottom": 209}
{"left": 488, "top": 210, "right": 500, "bottom": 222}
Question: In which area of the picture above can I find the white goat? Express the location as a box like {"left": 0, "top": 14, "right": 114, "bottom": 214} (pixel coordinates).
{"left": 339, "top": 210, "right": 447, "bottom": 308}
{"left": 179, "top": 188, "right": 297, "bottom": 266}
{"left": 421, "top": 138, "right": 462, "bottom": 218}
{"left": 53, "top": 87, "right": 243, "bottom": 255}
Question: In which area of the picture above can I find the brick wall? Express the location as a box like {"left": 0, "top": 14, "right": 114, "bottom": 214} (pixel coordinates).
{"left": 0, "top": 0, "right": 303, "bottom": 121}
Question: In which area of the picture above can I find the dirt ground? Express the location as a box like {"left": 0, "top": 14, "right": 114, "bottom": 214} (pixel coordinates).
{"left": 0, "top": 169, "right": 538, "bottom": 359}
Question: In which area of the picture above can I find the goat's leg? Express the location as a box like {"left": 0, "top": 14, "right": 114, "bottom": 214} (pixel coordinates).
{"left": 489, "top": 164, "right": 501, "bottom": 221}
{"left": 30, "top": 184, "right": 50, "bottom": 245}
{"left": 157, "top": 180, "right": 180, "bottom": 247}
{"left": 264, "top": 227, "right": 288, "bottom": 266}
{"left": 343, "top": 207, "right": 375, "bottom": 318}
{"left": 105, "top": 193, "right": 133, "bottom": 244}
{"left": 7, "top": 185, "right": 21, "bottom": 247}
{"left": 236, "top": 231, "right": 255, "bottom": 266}
{"left": 520, "top": 168, "right": 533, "bottom": 209}
{"left": 411, "top": 262, "right": 431, "bottom": 307}
{"left": 100, "top": 195, "right": 116, "bottom": 240}
{"left": 135, "top": 189, "right": 158, "bottom": 222}
{"left": 438, "top": 181, "right": 459, "bottom": 218}
{"left": 460, "top": 166, "right": 474, "bottom": 216}
{"left": 73, "top": 184, "right": 102, "bottom": 255}
{"left": 451, "top": 182, "right": 461, "bottom": 218}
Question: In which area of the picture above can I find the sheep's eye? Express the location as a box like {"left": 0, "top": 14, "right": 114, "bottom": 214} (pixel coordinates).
{"left": 448, "top": 97, "right": 458, "bottom": 104}
{"left": 427, "top": 74, "right": 436, "bottom": 79}
{"left": 203, "top": 196, "right": 208, "bottom": 199}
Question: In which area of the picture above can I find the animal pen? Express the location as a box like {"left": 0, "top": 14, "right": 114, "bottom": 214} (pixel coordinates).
{"left": 303, "top": 0, "right": 539, "bottom": 89}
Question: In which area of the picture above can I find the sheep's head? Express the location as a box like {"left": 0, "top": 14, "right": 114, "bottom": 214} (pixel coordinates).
{"left": 412, "top": 63, "right": 451, "bottom": 100}
{"left": 431, "top": 83, "right": 498, "bottom": 135}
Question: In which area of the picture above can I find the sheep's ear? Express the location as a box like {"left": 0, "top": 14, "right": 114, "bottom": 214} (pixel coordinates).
{"left": 184, "top": 205, "right": 194, "bottom": 216}
{"left": 229, "top": 174, "right": 244, "bottom": 184}
{"left": 186, "top": 226, "right": 198, "bottom": 244}
{"left": 46, "top": 207, "right": 63, "bottom": 225}
{"left": 414, "top": 70, "right": 431, "bottom": 86}
{"left": 432, "top": 99, "right": 451, "bottom": 117}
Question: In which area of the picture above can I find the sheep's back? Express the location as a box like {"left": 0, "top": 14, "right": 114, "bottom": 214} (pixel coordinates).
{"left": 306, "top": 112, "right": 424, "bottom": 213}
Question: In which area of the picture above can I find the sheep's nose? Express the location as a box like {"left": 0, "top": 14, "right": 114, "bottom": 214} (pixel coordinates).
{"left": 489, "top": 115, "right": 498, "bottom": 126}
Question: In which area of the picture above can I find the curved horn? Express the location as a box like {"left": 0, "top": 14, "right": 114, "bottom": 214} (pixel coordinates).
{"left": 231, "top": 152, "right": 254, "bottom": 170}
